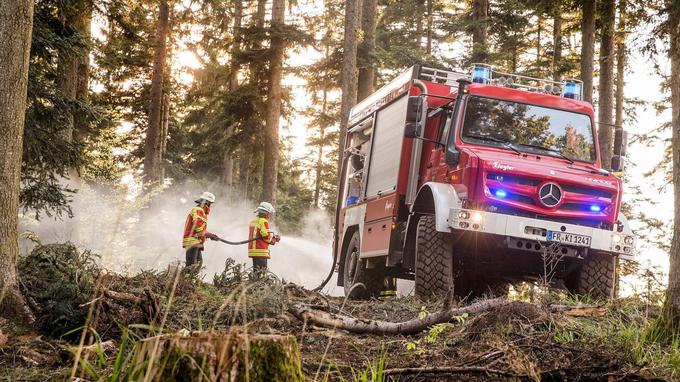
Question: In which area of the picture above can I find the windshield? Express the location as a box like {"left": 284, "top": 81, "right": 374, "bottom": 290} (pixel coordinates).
{"left": 460, "top": 96, "right": 596, "bottom": 162}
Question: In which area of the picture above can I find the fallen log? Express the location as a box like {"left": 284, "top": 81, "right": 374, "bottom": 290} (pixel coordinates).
{"left": 134, "top": 330, "right": 304, "bottom": 381}
{"left": 288, "top": 297, "right": 512, "bottom": 335}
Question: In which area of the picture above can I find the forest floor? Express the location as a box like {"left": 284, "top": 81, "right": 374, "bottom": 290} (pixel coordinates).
{"left": 0, "top": 243, "right": 678, "bottom": 381}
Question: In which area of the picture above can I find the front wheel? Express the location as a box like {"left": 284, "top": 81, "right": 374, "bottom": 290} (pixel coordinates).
{"left": 415, "top": 215, "right": 455, "bottom": 299}
{"left": 342, "top": 231, "right": 384, "bottom": 299}
{"left": 565, "top": 253, "right": 617, "bottom": 300}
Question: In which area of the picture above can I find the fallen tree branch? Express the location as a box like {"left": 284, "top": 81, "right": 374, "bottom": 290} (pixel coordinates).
{"left": 288, "top": 298, "right": 511, "bottom": 335}
{"left": 382, "top": 365, "right": 525, "bottom": 377}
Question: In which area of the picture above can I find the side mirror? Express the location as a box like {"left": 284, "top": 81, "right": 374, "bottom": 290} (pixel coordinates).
{"left": 445, "top": 147, "right": 460, "bottom": 166}
{"left": 406, "top": 96, "right": 423, "bottom": 123}
{"left": 613, "top": 128, "right": 628, "bottom": 157}
{"left": 611, "top": 155, "right": 625, "bottom": 172}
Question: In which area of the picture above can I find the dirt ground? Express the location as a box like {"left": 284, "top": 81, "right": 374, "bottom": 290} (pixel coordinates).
{"left": 0, "top": 244, "right": 673, "bottom": 381}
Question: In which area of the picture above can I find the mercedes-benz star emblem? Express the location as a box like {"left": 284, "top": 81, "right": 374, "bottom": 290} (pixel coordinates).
{"left": 538, "top": 182, "right": 562, "bottom": 207}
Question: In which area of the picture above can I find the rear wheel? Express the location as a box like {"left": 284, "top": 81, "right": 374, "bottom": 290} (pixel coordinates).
{"left": 565, "top": 253, "right": 617, "bottom": 300}
{"left": 342, "top": 231, "right": 384, "bottom": 299}
{"left": 415, "top": 215, "right": 454, "bottom": 299}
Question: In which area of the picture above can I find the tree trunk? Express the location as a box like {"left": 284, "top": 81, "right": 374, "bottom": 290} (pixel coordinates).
{"left": 222, "top": 0, "right": 243, "bottom": 195}
{"left": 470, "top": 0, "right": 488, "bottom": 63}
{"left": 238, "top": 145, "right": 250, "bottom": 200}
{"left": 536, "top": 15, "right": 541, "bottom": 70}
{"left": 426, "top": 0, "right": 433, "bottom": 55}
{"left": 160, "top": 93, "right": 170, "bottom": 180}
{"left": 552, "top": 6, "right": 562, "bottom": 82}
{"left": 261, "top": 0, "right": 285, "bottom": 203}
{"left": 581, "top": 0, "right": 597, "bottom": 103}
{"left": 0, "top": 0, "right": 35, "bottom": 324}
{"left": 662, "top": 0, "right": 680, "bottom": 331}
{"left": 615, "top": 0, "right": 626, "bottom": 128}
{"left": 143, "top": 0, "right": 170, "bottom": 186}
{"left": 337, "top": 0, "right": 361, "bottom": 178}
{"left": 357, "top": 0, "right": 377, "bottom": 102}
{"left": 598, "top": 0, "right": 615, "bottom": 170}
{"left": 313, "top": 90, "right": 329, "bottom": 208}
{"left": 75, "top": 0, "right": 92, "bottom": 140}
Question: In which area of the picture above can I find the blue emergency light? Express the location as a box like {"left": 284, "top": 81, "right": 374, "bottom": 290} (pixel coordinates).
{"left": 589, "top": 205, "right": 602, "bottom": 212}
{"left": 494, "top": 189, "right": 507, "bottom": 198}
{"left": 563, "top": 81, "right": 582, "bottom": 100}
{"left": 472, "top": 65, "right": 491, "bottom": 84}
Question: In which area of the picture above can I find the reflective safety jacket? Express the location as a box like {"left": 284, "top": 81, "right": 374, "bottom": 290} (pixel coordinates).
{"left": 183, "top": 206, "right": 210, "bottom": 248}
{"left": 248, "top": 216, "right": 274, "bottom": 258}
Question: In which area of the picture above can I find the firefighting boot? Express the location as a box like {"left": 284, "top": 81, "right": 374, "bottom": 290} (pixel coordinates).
{"left": 378, "top": 277, "right": 397, "bottom": 301}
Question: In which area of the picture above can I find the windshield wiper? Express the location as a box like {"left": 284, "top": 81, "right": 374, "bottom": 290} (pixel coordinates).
{"left": 466, "top": 134, "right": 521, "bottom": 155}
{"left": 516, "top": 143, "right": 575, "bottom": 164}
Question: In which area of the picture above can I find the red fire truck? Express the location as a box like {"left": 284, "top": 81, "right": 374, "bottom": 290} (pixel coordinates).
{"left": 335, "top": 64, "right": 635, "bottom": 300}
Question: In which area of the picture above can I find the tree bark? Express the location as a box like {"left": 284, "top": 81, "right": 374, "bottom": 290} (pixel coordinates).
{"left": 581, "top": 0, "right": 597, "bottom": 104}
{"left": 598, "top": 0, "right": 615, "bottom": 170}
{"left": 614, "top": 0, "right": 626, "bottom": 128}
{"left": 261, "top": 0, "right": 286, "bottom": 203}
{"left": 357, "top": 0, "right": 377, "bottom": 102}
{"left": 0, "top": 0, "right": 35, "bottom": 324}
{"left": 143, "top": 0, "right": 170, "bottom": 186}
{"left": 662, "top": 0, "right": 680, "bottom": 331}
{"left": 338, "top": 0, "right": 362, "bottom": 178}
{"left": 75, "top": 0, "right": 92, "bottom": 139}
{"left": 470, "top": 0, "right": 488, "bottom": 63}
{"left": 552, "top": 6, "right": 563, "bottom": 82}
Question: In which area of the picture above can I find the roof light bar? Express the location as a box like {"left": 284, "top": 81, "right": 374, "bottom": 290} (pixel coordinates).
{"left": 470, "top": 64, "right": 584, "bottom": 101}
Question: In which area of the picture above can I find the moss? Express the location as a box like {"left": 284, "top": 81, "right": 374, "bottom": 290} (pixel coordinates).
{"left": 245, "top": 335, "right": 304, "bottom": 382}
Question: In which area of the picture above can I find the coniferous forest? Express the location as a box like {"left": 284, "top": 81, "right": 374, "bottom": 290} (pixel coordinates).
{"left": 5, "top": 0, "right": 680, "bottom": 380}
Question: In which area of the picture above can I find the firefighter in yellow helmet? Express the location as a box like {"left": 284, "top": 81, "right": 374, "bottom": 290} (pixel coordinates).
{"left": 248, "top": 202, "right": 280, "bottom": 276}
{"left": 182, "top": 191, "right": 219, "bottom": 270}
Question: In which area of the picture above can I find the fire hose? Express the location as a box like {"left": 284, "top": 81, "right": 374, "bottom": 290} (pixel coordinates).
{"left": 214, "top": 234, "right": 280, "bottom": 245}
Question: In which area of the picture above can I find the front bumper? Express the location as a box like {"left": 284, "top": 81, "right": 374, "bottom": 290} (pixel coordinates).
{"left": 448, "top": 208, "right": 636, "bottom": 261}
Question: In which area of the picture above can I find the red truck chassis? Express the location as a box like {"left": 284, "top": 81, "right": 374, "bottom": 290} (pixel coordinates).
{"left": 335, "top": 65, "right": 635, "bottom": 300}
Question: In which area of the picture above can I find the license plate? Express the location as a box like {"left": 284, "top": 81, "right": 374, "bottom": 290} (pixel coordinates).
{"left": 547, "top": 230, "right": 591, "bottom": 247}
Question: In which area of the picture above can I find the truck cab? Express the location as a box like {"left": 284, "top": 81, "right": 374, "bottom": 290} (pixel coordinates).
{"left": 336, "top": 65, "right": 634, "bottom": 300}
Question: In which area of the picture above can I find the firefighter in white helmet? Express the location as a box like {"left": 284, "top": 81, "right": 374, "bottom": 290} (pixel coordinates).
{"left": 248, "top": 201, "right": 281, "bottom": 276}
{"left": 182, "top": 191, "right": 219, "bottom": 270}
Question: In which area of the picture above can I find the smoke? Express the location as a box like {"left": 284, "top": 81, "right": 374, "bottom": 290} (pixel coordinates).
{"left": 19, "top": 182, "right": 342, "bottom": 295}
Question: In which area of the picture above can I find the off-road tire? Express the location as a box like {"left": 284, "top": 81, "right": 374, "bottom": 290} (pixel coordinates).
{"left": 567, "top": 253, "right": 617, "bottom": 300}
{"left": 342, "top": 231, "right": 384, "bottom": 299}
{"left": 415, "top": 215, "right": 454, "bottom": 300}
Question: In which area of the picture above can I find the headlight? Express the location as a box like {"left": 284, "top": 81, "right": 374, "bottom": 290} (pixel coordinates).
{"left": 612, "top": 234, "right": 622, "bottom": 243}
{"left": 624, "top": 236, "right": 634, "bottom": 245}
{"left": 472, "top": 212, "right": 483, "bottom": 222}
{"left": 458, "top": 211, "right": 470, "bottom": 219}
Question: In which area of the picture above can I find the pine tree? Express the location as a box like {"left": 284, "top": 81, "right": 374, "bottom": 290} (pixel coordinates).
{"left": 598, "top": 0, "right": 616, "bottom": 170}
{"left": 261, "top": 0, "right": 286, "bottom": 203}
{"left": 581, "top": 0, "right": 597, "bottom": 103}
{"left": 470, "top": 0, "right": 489, "bottom": 63}
{"left": 143, "top": 0, "right": 171, "bottom": 185}
{"left": 0, "top": 0, "right": 35, "bottom": 323}
{"left": 662, "top": 0, "right": 680, "bottom": 332}
{"left": 338, "top": 0, "right": 361, "bottom": 175}
{"left": 357, "top": 0, "right": 377, "bottom": 101}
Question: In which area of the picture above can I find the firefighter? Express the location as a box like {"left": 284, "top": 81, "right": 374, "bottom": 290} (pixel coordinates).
{"left": 248, "top": 201, "right": 281, "bottom": 276}
{"left": 182, "top": 191, "right": 219, "bottom": 271}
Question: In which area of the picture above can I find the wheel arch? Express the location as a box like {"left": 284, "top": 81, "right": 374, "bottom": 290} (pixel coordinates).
{"left": 402, "top": 182, "right": 465, "bottom": 270}
{"left": 337, "top": 225, "right": 360, "bottom": 287}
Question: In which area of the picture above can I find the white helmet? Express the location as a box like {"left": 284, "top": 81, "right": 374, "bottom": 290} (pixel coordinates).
{"left": 254, "top": 201, "right": 275, "bottom": 215}
{"left": 195, "top": 191, "right": 216, "bottom": 204}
